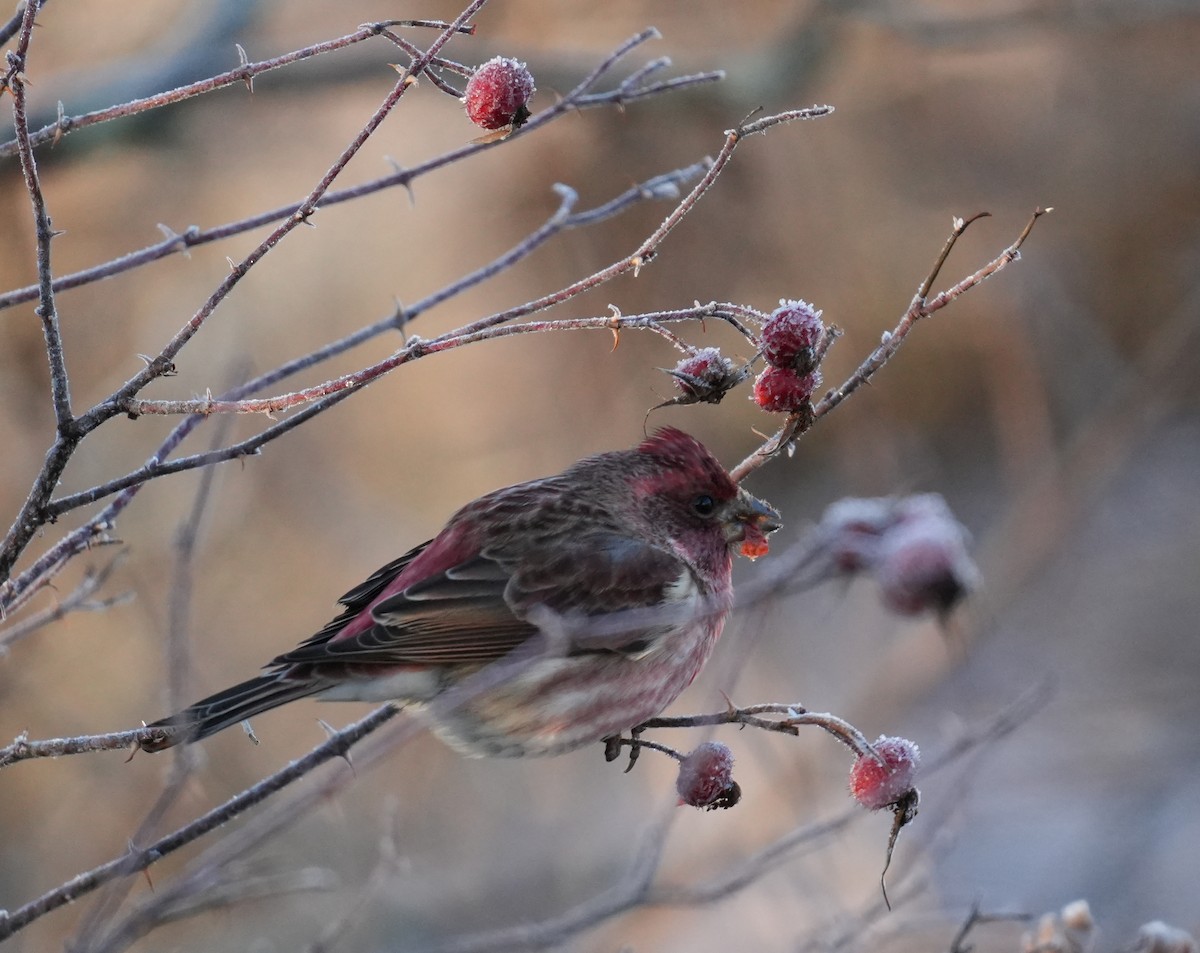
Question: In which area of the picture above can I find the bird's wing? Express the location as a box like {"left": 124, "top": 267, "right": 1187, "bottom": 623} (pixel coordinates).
{"left": 276, "top": 533, "right": 694, "bottom": 668}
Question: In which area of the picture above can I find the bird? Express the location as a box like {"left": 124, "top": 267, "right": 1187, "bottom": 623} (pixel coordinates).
{"left": 140, "top": 427, "right": 781, "bottom": 758}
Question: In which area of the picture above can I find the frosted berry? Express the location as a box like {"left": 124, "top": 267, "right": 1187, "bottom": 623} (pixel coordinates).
{"left": 464, "top": 57, "right": 535, "bottom": 130}
{"left": 875, "top": 513, "right": 979, "bottom": 615}
{"left": 676, "top": 741, "right": 740, "bottom": 810}
{"left": 817, "top": 497, "right": 897, "bottom": 572}
{"left": 752, "top": 365, "right": 822, "bottom": 413}
{"left": 669, "top": 347, "right": 742, "bottom": 405}
{"left": 761, "top": 299, "right": 824, "bottom": 371}
{"left": 849, "top": 736, "right": 920, "bottom": 810}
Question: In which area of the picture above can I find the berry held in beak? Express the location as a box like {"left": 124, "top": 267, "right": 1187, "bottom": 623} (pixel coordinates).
{"left": 726, "top": 488, "right": 782, "bottom": 560}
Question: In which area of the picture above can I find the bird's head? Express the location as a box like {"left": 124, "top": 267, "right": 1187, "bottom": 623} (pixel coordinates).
{"left": 630, "top": 428, "right": 781, "bottom": 570}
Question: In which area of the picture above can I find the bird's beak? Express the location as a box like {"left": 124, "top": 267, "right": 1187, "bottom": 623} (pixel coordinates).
{"left": 724, "top": 488, "right": 782, "bottom": 560}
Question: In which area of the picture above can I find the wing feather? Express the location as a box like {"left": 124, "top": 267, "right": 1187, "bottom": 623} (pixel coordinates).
{"left": 274, "top": 532, "right": 696, "bottom": 671}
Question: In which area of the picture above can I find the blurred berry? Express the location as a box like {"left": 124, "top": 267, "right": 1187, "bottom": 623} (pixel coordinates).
{"left": 849, "top": 736, "right": 920, "bottom": 810}
{"left": 1134, "top": 920, "right": 1196, "bottom": 953}
{"left": 817, "top": 497, "right": 896, "bottom": 572}
{"left": 762, "top": 299, "right": 824, "bottom": 370}
{"left": 752, "top": 366, "right": 821, "bottom": 414}
{"left": 464, "top": 56, "right": 535, "bottom": 130}
{"left": 676, "top": 741, "right": 740, "bottom": 810}
{"left": 875, "top": 511, "right": 979, "bottom": 615}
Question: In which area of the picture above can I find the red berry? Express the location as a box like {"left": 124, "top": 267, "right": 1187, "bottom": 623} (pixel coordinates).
{"left": 676, "top": 741, "right": 740, "bottom": 810}
{"left": 849, "top": 736, "right": 920, "bottom": 810}
{"left": 669, "top": 347, "right": 741, "bottom": 404}
{"left": 875, "top": 512, "right": 978, "bottom": 616}
{"left": 752, "top": 366, "right": 822, "bottom": 413}
{"left": 818, "top": 497, "right": 897, "bottom": 572}
{"left": 464, "top": 56, "right": 535, "bottom": 130}
{"left": 761, "top": 299, "right": 824, "bottom": 370}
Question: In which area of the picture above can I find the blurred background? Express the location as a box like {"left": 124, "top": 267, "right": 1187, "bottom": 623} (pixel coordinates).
{"left": 1, "top": 0, "right": 1198, "bottom": 950}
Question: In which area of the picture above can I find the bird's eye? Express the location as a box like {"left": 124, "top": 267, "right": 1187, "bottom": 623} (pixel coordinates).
{"left": 692, "top": 494, "right": 716, "bottom": 517}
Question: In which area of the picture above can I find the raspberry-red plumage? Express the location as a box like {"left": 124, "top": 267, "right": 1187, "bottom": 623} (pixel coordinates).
{"left": 141, "top": 428, "right": 779, "bottom": 757}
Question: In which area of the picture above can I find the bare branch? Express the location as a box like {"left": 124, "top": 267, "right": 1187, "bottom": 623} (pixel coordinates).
{"left": 0, "top": 20, "right": 480, "bottom": 160}
{"left": 0, "top": 556, "right": 128, "bottom": 653}
{"left": 408, "top": 685, "right": 1048, "bottom": 953}
{"left": 5, "top": 0, "right": 72, "bottom": 429}
{"left": 0, "top": 41, "right": 724, "bottom": 314}
{"left": 0, "top": 727, "right": 165, "bottom": 768}
{"left": 730, "top": 208, "right": 1051, "bottom": 482}
{"left": 0, "top": 705, "right": 400, "bottom": 940}
{"left": 0, "top": 5, "right": 488, "bottom": 586}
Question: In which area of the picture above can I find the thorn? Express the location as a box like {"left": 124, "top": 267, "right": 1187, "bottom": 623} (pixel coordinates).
{"left": 320, "top": 719, "right": 356, "bottom": 773}
{"left": 236, "top": 43, "right": 254, "bottom": 92}
{"left": 607, "top": 305, "right": 623, "bottom": 350}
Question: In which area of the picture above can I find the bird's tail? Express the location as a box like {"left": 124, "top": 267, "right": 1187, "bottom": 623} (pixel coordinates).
{"left": 140, "top": 673, "right": 324, "bottom": 752}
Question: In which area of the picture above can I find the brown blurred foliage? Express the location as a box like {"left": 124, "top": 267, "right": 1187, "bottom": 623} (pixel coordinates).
{"left": 2, "top": 0, "right": 1198, "bottom": 950}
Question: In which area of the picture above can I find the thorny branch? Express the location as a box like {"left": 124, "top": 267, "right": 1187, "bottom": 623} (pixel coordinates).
{"left": 0, "top": 7, "right": 485, "bottom": 587}
{"left": 0, "top": 23, "right": 728, "bottom": 613}
{"left": 0, "top": 529, "right": 1033, "bottom": 770}
{"left": 0, "top": 31, "right": 723, "bottom": 314}
{"left": 0, "top": 659, "right": 1050, "bottom": 945}
{"left": 0, "top": 4, "right": 1051, "bottom": 948}
{"left": 729, "top": 207, "right": 1051, "bottom": 482}
{"left": 0, "top": 706, "right": 401, "bottom": 942}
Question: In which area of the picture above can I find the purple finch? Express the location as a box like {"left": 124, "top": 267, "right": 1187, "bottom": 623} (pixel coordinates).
{"left": 141, "top": 428, "right": 780, "bottom": 757}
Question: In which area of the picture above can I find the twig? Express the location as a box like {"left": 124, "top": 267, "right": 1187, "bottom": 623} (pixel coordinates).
{"left": 5, "top": 0, "right": 71, "bottom": 429}
{"left": 0, "top": 1, "right": 45, "bottom": 49}
{"left": 116, "top": 306, "right": 745, "bottom": 417}
{"left": 410, "top": 685, "right": 1047, "bottom": 953}
{"left": 81, "top": 867, "right": 340, "bottom": 953}
{"left": 67, "top": 416, "right": 232, "bottom": 946}
{"left": 36, "top": 163, "right": 710, "bottom": 517}
{"left": 0, "top": 727, "right": 173, "bottom": 768}
{"left": 947, "top": 901, "right": 1035, "bottom": 953}
{"left": 0, "top": 4, "right": 487, "bottom": 587}
{"left": 91, "top": 5, "right": 485, "bottom": 409}
{"left": 0, "top": 705, "right": 400, "bottom": 941}
{"left": 0, "top": 570, "right": 1051, "bottom": 946}
{"left": 0, "top": 21, "right": 476, "bottom": 159}
{"left": 0, "top": 41, "right": 724, "bottom": 313}
{"left": 0, "top": 556, "right": 128, "bottom": 653}
{"left": 349, "top": 106, "right": 834, "bottom": 373}
{"left": 730, "top": 208, "right": 1051, "bottom": 482}
{"left": 638, "top": 703, "right": 878, "bottom": 758}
